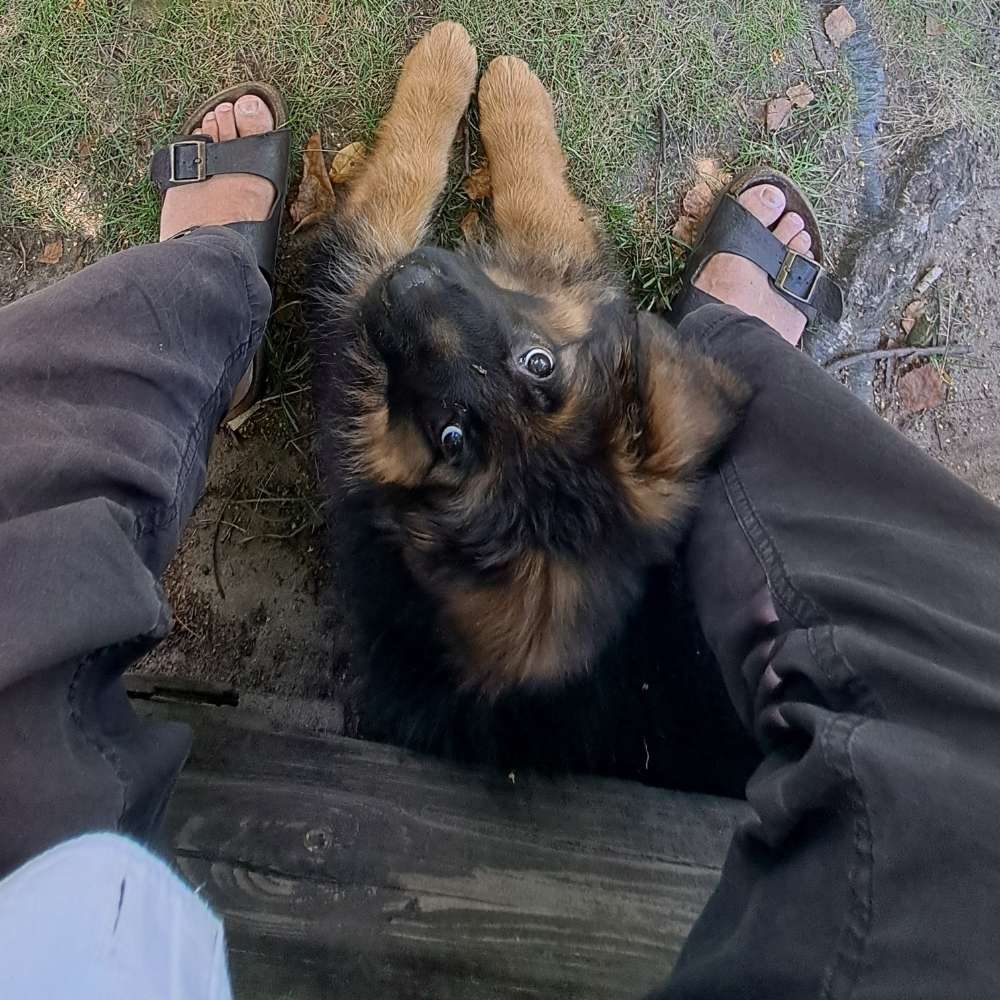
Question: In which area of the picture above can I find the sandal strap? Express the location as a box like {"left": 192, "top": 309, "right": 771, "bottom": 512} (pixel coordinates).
{"left": 686, "top": 196, "right": 844, "bottom": 323}
{"left": 150, "top": 129, "right": 291, "bottom": 282}
{"left": 150, "top": 129, "right": 290, "bottom": 194}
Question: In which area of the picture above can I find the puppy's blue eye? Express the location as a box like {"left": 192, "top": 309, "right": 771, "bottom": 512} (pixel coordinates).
{"left": 440, "top": 424, "right": 464, "bottom": 459}
{"left": 521, "top": 347, "right": 554, "bottom": 379}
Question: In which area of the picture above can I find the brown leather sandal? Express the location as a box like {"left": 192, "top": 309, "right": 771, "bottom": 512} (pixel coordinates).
{"left": 149, "top": 83, "right": 291, "bottom": 426}
{"left": 668, "top": 167, "right": 844, "bottom": 330}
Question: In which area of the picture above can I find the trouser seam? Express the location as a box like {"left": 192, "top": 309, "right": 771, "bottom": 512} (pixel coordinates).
{"left": 66, "top": 629, "right": 168, "bottom": 828}
{"left": 134, "top": 243, "right": 263, "bottom": 540}
{"left": 720, "top": 455, "right": 821, "bottom": 627}
{"left": 819, "top": 713, "right": 876, "bottom": 1000}
{"left": 67, "top": 649, "right": 127, "bottom": 826}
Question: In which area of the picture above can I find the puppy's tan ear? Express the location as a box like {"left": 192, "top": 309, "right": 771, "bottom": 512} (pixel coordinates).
{"left": 614, "top": 312, "right": 749, "bottom": 528}
{"left": 636, "top": 311, "right": 748, "bottom": 481}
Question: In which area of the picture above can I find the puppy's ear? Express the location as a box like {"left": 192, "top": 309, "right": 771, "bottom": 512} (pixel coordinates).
{"left": 614, "top": 312, "right": 749, "bottom": 528}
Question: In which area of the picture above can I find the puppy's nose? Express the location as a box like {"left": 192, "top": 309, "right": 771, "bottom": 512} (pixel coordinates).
{"left": 387, "top": 263, "right": 438, "bottom": 305}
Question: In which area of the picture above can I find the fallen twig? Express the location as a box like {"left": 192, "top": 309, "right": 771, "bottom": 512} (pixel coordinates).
{"left": 825, "top": 344, "right": 972, "bottom": 373}
{"left": 463, "top": 114, "right": 471, "bottom": 180}
{"left": 211, "top": 491, "right": 239, "bottom": 600}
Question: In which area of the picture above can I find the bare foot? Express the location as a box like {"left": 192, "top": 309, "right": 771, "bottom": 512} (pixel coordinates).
{"left": 693, "top": 183, "right": 815, "bottom": 346}
{"left": 159, "top": 94, "right": 277, "bottom": 241}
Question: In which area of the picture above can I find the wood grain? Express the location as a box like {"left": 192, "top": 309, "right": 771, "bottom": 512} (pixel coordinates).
{"left": 139, "top": 700, "right": 750, "bottom": 999}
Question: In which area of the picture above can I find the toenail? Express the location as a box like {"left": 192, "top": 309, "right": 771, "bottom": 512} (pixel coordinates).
{"left": 242, "top": 96, "right": 260, "bottom": 114}
{"left": 217, "top": 102, "right": 232, "bottom": 112}
{"left": 762, "top": 185, "right": 782, "bottom": 207}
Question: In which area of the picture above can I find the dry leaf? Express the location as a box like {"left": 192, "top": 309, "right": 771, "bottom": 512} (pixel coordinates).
{"left": 898, "top": 365, "right": 945, "bottom": 414}
{"left": 459, "top": 207, "right": 487, "bottom": 243}
{"left": 904, "top": 296, "right": 939, "bottom": 347}
{"left": 463, "top": 162, "right": 492, "bottom": 201}
{"left": 926, "top": 13, "right": 946, "bottom": 37}
{"left": 37, "top": 238, "right": 63, "bottom": 265}
{"left": 901, "top": 299, "right": 926, "bottom": 337}
{"left": 70, "top": 0, "right": 86, "bottom": 9}
{"left": 671, "top": 215, "right": 699, "bottom": 246}
{"left": 786, "top": 82, "right": 816, "bottom": 109}
{"left": 681, "top": 180, "right": 714, "bottom": 219}
{"left": 329, "top": 141, "right": 366, "bottom": 185}
{"left": 770, "top": 48, "right": 785, "bottom": 65}
{"left": 671, "top": 159, "right": 732, "bottom": 246}
{"left": 766, "top": 97, "right": 793, "bottom": 132}
{"left": 693, "top": 157, "right": 733, "bottom": 190}
{"left": 290, "top": 132, "right": 336, "bottom": 232}
{"left": 825, "top": 5, "right": 857, "bottom": 47}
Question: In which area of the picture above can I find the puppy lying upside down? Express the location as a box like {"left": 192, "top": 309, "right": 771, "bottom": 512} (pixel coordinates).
{"left": 308, "top": 22, "right": 759, "bottom": 795}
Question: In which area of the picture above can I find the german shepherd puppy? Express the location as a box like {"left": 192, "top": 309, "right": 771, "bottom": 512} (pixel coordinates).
{"left": 308, "top": 23, "right": 758, "bottom": 795}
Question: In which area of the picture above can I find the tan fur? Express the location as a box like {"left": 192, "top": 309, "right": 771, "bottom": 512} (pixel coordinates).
{"left": 540, "top": 290, "right": 593, "bottom": 345}
{"left": 342, "top": 22, "right": 477, "bottom": 262}
{"left": 441, "top": 551, "right": 590, "bottom": 693}
{"left": 351, "top": 406, "right": 434, "bottom": 488}
{"left": 615, "top": 317, "right": 748, "bottom": 528}
{"left": 477, "top": 56, "right": 600, "bottom": 269}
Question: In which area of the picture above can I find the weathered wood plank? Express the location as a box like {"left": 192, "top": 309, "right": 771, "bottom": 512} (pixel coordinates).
{"left": 140, "top": 700, "right": 749, "bottom": 1000}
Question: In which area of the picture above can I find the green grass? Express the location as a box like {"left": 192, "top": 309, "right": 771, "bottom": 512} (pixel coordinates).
{"left": 0, "top": 0, "right": 991, "bottom": 308}
{"left": 1, "top": 0, "right": 405, "bottom": 245}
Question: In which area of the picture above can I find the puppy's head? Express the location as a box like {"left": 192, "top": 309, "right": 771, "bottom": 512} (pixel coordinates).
{"left": 332, "top": 245, "right": 745, "bottom": 693}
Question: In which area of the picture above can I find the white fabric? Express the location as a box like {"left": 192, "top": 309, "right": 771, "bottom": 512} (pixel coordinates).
{"left": 0, "top": 832, "right": 232, "bottom": 1000}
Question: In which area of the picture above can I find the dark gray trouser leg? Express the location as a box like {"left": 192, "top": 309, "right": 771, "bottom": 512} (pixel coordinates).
{"left": 656, "top": 303, "right": 1000, "bottom": 999}
{"left": 0, "top": 227, "right": 270, "bottom": 878}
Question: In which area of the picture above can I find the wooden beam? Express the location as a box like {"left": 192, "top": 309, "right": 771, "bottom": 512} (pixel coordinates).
{"left": 140, "top": 701, "right": 749, "bottom": 999}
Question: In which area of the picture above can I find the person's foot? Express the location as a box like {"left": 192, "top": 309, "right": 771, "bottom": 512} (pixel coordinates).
{"left": 693, "top": 183, "right": 814, "bottom": 346}
{"left": 159, "top": 94, "right": 277, "bottom": 241}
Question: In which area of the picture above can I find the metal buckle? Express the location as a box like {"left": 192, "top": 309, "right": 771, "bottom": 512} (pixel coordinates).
{"left": 168, "top": 139, "right": 207, "bottom": 183}
{"left": 775, "top": 249, "right": 820, "bottom": 304}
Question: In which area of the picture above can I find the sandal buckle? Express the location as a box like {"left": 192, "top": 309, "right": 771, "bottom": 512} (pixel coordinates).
{"left": 169, "top": 139, "right": 207, "bottom": 183}
{"left": 776, "top": 249, "right": 820, "bottom": 304}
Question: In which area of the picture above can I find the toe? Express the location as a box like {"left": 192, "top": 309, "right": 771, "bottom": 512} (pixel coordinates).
{"left": 773, "top": 211, "right": 806, "bottom": 245}
{"left": 788, "top": 230, "right": 812, "bottom": 255}
{"left": 214, "top": 101, "right": 237, "bottom": 141}
{"left": 738, "top": 183, "right": 786, "bottom": 228}
{"left": 200, "top": 111, "right": 220, "bottom": 142}
{"left": 234, "top": 93, "right": 274, "bottom": 136}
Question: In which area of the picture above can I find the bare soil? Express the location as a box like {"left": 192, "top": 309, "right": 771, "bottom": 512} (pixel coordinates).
{"left": 892, "top": 174, "right": 1000, "bottom": 504}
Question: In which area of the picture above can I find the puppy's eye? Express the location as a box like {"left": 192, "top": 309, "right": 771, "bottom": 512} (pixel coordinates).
{"left": 521, "top": 347, "right": 555, "bottom": 379}
{"left": 439, "top": 424, "right": 464, "bottom": 460}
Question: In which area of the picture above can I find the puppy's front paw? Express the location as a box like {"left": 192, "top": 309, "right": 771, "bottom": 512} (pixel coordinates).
{"left": 399, "top": 21, "right": 478, "bottom": 119}
{"left": 478, "top": 55, "right": 556, "bottom": 135}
